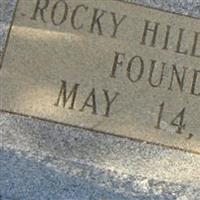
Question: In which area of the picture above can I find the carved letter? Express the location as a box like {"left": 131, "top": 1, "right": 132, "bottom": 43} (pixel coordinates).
{"left": 191, "top": 32, "right": 200, "bottom": 58}
{"left": 103, "top": 90, "right": 120, "bottom": 117}
{"left": 90, "top": 8, "right": 106, "bottom": 36}
{"left": 176, "top": 28, "right": 188, "bottom": 55}
{"left": 71, "top": 4, "right": 88, "bottom": 30}
{"left": 54, "top": 81, "right": 80, "bottom": 109}
{"left": 31, "top": 0, "right": 49, "bottom": 23}
{"left": 80, "top": 88, "right": 97, "bottom": 115}
{"left": 149, "top": 60, "right": 166, "bottom": 88}
{"left": 110, "top": 52, "right": 126, "bottom": 78}
{"left": 51, "top": 0, "right": 68, "bottom": 26}
{"left": 162, "top": 25, "right": 171, "bottom": 50}
{"left": 110, "top": 12, "right": 127, "bottom": 38}
{"left": 168, "top": 65, "right": 187, "bottom": 92}
{"left": 140, "top": 20, "right": 160, "bottom": 47}
{"left": 191, "top": 70, "right": 200, "bottom": 96}
{"left": 127, "top": 56, "right": 144, "bottom": 83}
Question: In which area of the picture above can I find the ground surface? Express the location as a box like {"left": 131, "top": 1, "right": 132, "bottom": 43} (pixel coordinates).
{"left": 1, "top": 0, "right": 200, "bottom": 200}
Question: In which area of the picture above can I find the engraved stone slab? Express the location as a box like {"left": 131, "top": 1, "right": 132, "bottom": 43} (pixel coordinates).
{"left": 1, "top": 0, "right": 200, "bottom": 153}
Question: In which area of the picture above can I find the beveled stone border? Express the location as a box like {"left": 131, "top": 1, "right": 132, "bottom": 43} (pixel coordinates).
{"left": 0, "top": 0, "right": 19, "bottom": 70}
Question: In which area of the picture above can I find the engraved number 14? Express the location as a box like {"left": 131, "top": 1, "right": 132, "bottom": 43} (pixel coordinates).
{"left": 155, "top": 102, "right": 186, "bottom": 134}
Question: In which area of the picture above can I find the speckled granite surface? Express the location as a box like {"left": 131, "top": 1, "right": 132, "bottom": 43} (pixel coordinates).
{"left": 1, "top": 1, "right": 200, "bottom": 200}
